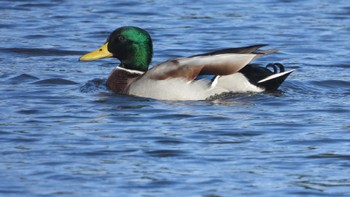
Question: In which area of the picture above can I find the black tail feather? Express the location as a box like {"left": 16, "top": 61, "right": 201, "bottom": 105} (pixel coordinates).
{"left": 265, "top": 63, "right": 285, "bottom": 73}
{"left": 239, "top": 63, "right": 293, "bottom": 91}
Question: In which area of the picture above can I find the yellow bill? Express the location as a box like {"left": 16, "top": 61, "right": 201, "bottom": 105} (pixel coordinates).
{"left": 79, "top": 42, "right": 113, "bottom": 61}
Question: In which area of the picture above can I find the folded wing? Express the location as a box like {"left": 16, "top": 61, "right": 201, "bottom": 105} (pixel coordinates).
{"left": 142, "top": 45, "right": 278, "bottom": 82}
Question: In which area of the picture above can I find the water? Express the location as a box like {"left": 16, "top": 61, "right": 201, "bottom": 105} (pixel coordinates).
{"left": 0, "top": 0, "right": 349, "bottom": 196}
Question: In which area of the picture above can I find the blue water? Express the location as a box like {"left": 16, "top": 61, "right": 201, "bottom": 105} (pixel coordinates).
{"left": 1, "top": 0, "right": 350, "bottom": 196}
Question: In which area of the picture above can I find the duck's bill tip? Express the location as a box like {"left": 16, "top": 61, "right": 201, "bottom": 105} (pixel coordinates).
{"left": 79, "top": 42, "right": 113, "bottom": 61}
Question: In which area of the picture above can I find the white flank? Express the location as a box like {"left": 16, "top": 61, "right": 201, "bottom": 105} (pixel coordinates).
{"left": 128, "top": 73, "right": 263, "bottom": 101}
{"left": 214, "top": 73, "right": 264, "bottom": 93}
{"left": 128, "top": 77, "right": 211, "bottom": 100}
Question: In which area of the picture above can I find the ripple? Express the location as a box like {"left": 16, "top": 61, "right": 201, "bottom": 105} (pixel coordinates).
{"left": 0, "top": 188, "right": 27, "bottom": 196}
{"left": 155, "top": 138, "right": 184, "bottom": 145}
{"left": 307, "top": 154, "right": 350, "bottom": 160}
{"left": 0, "top": 47, "right": 84, "bottom": 56}
{"left": 67, "top": 149, "right": 139, "bottom": 157}
{"left": 80, "top": 78, "right": 107, "bottom": 93}
{"left": 7, "top": 74, "right": 39, "bottom": 84}
{"left": 152, "top": 113, "right": 195, "bottom": 120}
{"left": 16, "top": 109, "right": 41, "bottom": 115}
{"left": 11, "top": 137, "right": 41, "bottom": 143}
{"left": 33, "top": 78, "right": 78, "bottom": 85}
{"left": 18, "top": 3, "right": 62, "bottom": 8}
{"left": 145, "top": 150, "right": 187, "bottom": 157}
{"left": 311, "top": 80, "right": 350, "bottom": 89}
{"left": 23, "top": 34, "right": 48, "bottom": 39}
{"left": 0, "top": 24, "right": 17, "bottom": 28}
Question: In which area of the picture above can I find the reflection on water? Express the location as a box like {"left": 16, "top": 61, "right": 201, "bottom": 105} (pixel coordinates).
{"left": 0, "top": 0, "right": 350, "bottom": 196}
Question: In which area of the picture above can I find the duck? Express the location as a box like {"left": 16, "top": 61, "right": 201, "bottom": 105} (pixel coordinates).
{"left": 79, "top": 26, "right": 293, "bottom": 100}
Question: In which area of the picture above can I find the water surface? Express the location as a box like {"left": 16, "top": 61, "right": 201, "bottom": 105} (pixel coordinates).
{"left": 0, "top": 0, "right": 350, "bottom": 196}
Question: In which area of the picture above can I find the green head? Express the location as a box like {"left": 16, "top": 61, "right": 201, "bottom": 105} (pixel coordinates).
{"left": 80, "top": 26, "right": 153, "bottom": 72}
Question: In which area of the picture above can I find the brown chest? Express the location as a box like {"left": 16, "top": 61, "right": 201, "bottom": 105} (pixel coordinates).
{"left": 106, "top": 68, "right": 142, "bottom": 94}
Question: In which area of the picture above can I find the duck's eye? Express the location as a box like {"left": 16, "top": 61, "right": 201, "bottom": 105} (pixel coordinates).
{"left": 118, "top": 35, "right": 125, "bottom": 41}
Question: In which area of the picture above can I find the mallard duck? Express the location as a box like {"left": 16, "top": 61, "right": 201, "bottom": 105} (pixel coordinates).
{"left": 80, "top": 26, "right": 293, "bottom": 100}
